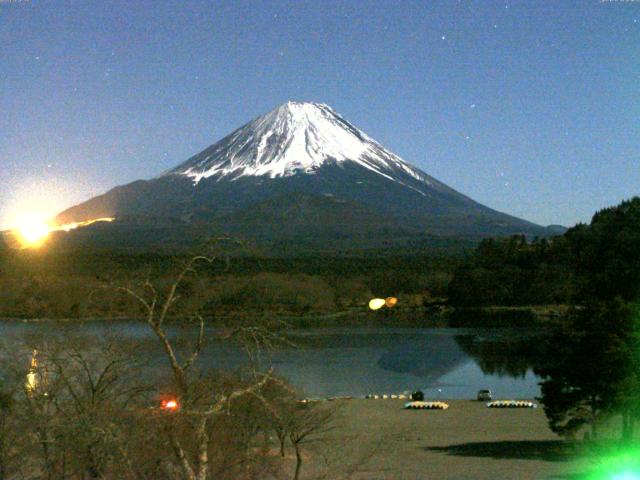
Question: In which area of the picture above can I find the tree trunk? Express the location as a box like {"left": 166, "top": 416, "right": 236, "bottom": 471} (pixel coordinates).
{"left": 590, "top": 399, "right": 598, "bottom": 440}
{"left": 0, "top": 436, "right": 5, "bottom": 480}
{"left": 293, "top": 443, "right": 302, "bottom": 480}
{"left": 279, "top": 432, "right": 286, "bottom": 458}
{"left": 168, "top": 430, "right": 196, "bottom": 480}
{"left": 195, "top": 416, "right": 209, "bottom": 480}
{"left": 621, "top": 411, "right": 635, "bottom": 441}
{"left": 622, "top": 413, "right": 630, "bottom": 441}
{"left": 40, "top": 435, "right": 54, "bottom": 480}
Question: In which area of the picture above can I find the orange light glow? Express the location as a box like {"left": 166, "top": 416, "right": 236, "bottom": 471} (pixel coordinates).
{"left": 57, "top": 217, "right": 115, "bottom": 232}
{"left": 161, "top": 399, "right": 179, "bottom": 411}
{"left": 6, "top": 216, "right": 115, "bottom": 249}
{"left": 385, "top": 297, "right": 398, "bottom": 308}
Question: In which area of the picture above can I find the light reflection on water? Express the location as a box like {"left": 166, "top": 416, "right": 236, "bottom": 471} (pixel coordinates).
{"left": 0, "top": 322, "right": 543, "bottom": 399}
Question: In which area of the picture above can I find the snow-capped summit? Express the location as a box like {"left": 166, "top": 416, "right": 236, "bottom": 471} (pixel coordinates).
{"left": 165, "top": 101, "right": 436, "bottom": 192}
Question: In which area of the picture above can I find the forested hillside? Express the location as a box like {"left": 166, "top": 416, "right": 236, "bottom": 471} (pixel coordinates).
{"left": 448, "top": 197, "right": 640, "bottom": 307}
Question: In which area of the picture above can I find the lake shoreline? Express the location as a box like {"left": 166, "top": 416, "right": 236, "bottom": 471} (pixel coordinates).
{"left": 0, "top": 304, "right": 565, "bottom": 328}
{"left": 0, "top": 322, "right": 545, "bottom": 399}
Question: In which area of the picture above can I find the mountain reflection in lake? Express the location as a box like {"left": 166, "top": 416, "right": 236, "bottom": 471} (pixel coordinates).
{"left": 454, "top": 330, "right": 547, "bottom": 378}
{"left": 0, "top": 323, "right": 543, "bottom": 399}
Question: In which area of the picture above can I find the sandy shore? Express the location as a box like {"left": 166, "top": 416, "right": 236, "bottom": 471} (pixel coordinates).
{"left": 303, "top": 399, "right": 585, "bottom": 480}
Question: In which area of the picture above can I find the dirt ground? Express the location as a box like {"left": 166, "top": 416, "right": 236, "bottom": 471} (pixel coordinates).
{"left": 302, "top": 399, "right": 587, "bottom": 480}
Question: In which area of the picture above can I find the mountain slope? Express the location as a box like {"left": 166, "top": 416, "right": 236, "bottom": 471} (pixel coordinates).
{"left": 56, "top": 101, "right": 549, "bottom": 246}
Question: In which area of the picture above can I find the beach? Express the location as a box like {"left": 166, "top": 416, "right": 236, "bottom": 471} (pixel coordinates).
{"left": 303, "top": 399, "right": 585, "bottom": 480}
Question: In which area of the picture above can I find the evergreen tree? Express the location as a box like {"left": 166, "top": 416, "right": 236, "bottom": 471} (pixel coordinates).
{"left": 536, "top": 301, "right": 639, "bottom": 439}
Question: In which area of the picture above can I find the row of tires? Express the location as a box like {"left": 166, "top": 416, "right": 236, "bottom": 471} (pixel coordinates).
{"left": 365, "top": 394, "right": 409, "bottom": 400}
{"left": 404, "top": 401, "right": 449, "bottom": 410}
{"left": 486, "top": 400, "right": 537, "bottom": 408}
{"left": 404, "top": 400, "right": 537, "bottom": 410}
{"left": 301, "top": 396, "right": 538, "bottom": 409}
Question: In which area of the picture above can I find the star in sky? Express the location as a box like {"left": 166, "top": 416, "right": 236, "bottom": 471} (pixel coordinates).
{"left": 2, "top": 0, "right": 637, "bottom": 228}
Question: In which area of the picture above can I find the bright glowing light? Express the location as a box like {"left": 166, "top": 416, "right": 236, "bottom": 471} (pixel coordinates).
{"left": 25, "top": 371, "right": 37, "bottom": 392}
{"left": 584, "top": 446, "right": 640, "bottom": 480}
{"left": 161, "top": 399, "right": 179, "bottom": 411}
{"left": 369, "top": 298, "right": 386, "bottom": 310}
{"left": 14, "top": 215, "right": 51, "bottom": 248}
{"left": 369, "top": 297, "right": 398, "bottom": 310}
{"left": 611, "top": 472, "right": 640, "bottom": 480}
{"left": 5, "top": 216, "right": 115, "bottom": 249}
{"left": 25, "top": 349, "right": 38, "bottom": 393}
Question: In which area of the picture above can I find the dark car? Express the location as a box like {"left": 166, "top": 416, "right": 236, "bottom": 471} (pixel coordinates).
{"left": 477, "top": 389, "right": 492, "bottom": 401}
{"left": 411, "top": 390, "right": 424, "bottom": 401}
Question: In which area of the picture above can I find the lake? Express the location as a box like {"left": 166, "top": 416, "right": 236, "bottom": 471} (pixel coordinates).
{"left": 0, "top": 322, "right": 543, "bottom": 399}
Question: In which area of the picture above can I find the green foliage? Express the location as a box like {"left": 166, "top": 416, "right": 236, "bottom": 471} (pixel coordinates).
{"left": 535, "top": 301, "right": 640, "bottom": 438}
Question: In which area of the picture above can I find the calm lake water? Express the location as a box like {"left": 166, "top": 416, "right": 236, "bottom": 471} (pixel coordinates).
{"left": 0, "top": 322, "right": 543, "bottom": 399}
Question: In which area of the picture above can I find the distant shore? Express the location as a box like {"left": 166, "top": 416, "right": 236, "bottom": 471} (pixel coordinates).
{"left": 0, "top": 304, "right": 568, "bottom": 328}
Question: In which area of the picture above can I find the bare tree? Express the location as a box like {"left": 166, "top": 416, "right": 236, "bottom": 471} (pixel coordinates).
{"left": 0, "top": 370, "right": 19, "bottom": 480}
{"left": 11, "top": 333, "right": 152, "bottom": 480}
{"left": 287, "top": 404, "right": 335, "bottom": 480}
{"left": 0, "top": 254, "right": 342, "bottom": 480}
{"left": 117, "top": 256, "right": 291, "bottom": 480}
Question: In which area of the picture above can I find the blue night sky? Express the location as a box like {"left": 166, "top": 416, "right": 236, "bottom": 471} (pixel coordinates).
{"left": 1, "top": 0, "right": 638, "bottom": 229}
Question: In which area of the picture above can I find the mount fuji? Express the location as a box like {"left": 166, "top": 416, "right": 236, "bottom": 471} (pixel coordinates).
{"left": 56, "top": 101, "right": 552, "bottom": 250}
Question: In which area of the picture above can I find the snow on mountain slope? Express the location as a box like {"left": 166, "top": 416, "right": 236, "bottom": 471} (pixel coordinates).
{"left": 55, "top": 100, "right": 549, "bottom": 244}
{"left": 164, "top": 101, "right": 440, "bottom": 195}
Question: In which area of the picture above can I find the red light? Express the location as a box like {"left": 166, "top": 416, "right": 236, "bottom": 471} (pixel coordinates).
{"left": 161, "top": 399, "right": 179, "bottom": 411}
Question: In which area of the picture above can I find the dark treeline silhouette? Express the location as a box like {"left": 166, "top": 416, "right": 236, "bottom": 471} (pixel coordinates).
{"left": 535, "top": 301, "right": 640, "bottom": 440}
{"left": 447, "top": 234, "right": 576, "bottom": 306}
{"left": 451, "top": 197, "right": 640, "bottom": 440}
{"left": 448, "top": 197, "right": 640, "bottom": 307}
{"left": 534, "top": 199, "right": 640, "bottom": 441}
